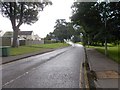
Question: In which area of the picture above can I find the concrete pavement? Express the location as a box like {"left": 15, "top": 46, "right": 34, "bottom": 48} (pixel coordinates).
{"left": 86, "top": 48, "right": 119, "bottom": 89}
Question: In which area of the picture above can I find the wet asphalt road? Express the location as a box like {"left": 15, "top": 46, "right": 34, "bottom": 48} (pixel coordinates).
{"left": 2, "top": 44, "right": 84, "bottom": 88}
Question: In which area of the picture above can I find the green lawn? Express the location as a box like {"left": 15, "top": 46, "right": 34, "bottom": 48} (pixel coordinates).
{"left": 94, "top": 45, "right": 119, "bottom": 63}
{"left": 10, "top": 43, "right": 69, "bottom": 56}
{"left": 31, "top": 43, "right": 69, "bottom": 49}
{"left": 77, "top": 42, "right": 119, "bottom": 63}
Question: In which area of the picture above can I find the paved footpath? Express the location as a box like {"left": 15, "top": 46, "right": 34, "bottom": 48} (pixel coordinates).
{"left": 86, "top": 48, "right": 119, "bottom": 89}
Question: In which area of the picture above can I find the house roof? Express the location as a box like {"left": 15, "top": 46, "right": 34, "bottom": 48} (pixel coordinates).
{"left": 0, "top": 30, "right": 4, "bottom": 37}
{"left": 3, "top": 31, "right": 33, "bottom": 37}
{"left": 34, "top": 34, "right": 41, "bottom": 39}
{"left": 3, "top": 31, "right": 13, "bottom": 37}
{"left": 34, "top": 34, "right": 40, "bottom": 38}
{"left": 19, "top": 31, "right": 33, "bottom": 35}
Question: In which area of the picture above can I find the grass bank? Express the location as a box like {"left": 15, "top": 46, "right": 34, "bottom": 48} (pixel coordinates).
{"left": 78, "top": 42, "right": 119, "bottom": 63}
{"left": 10, "top": 43, "right": 69, "bottom": 56}
{"left": 94, "top": 45, "right": 119, "bottom": 63}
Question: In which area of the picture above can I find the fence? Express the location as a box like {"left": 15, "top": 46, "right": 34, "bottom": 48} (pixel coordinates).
{"left": 0, "top": 37, "right": 44, "bottom": 46}
{"left": 19, "top": 40, "right": 44, "bottom": 46}
{"left": 0, "top": 37, "right": 11, "bottom": 46}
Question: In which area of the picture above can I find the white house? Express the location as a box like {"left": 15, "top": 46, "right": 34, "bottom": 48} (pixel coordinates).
{"left": 2, "top": 31, "right": 43, "bottom": 46}
{"left": 3, "top": 31, "right": 40, "bottom": 40}
{"left": 18, "top": 31, "right": 35, "bottom": 40}
{"left": 34, "top": 34, "right": 41, "bottom": 40}
{"left": 2, "top": 31, "right": 35, "bottom": 45}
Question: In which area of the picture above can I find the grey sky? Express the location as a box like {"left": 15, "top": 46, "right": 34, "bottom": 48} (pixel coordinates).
{"left": 0, "top": 0, "right": 74, "bottom": 38}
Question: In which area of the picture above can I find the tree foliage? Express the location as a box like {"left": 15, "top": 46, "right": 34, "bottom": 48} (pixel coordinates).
{"left": 45, "top": 19, "right": 81, "bottom": 43}
{"left": 53, "top": 19, "right": 67, "bottom": 42}
{"left": 71, "top": 2, "right": 120, "bottom": 45}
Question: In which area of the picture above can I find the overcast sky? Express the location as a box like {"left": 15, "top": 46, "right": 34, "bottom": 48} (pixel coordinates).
{"left": 0, "top": 0, "right": 74, "bottom": 38}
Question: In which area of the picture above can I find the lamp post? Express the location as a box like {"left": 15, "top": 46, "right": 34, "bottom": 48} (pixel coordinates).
{"left": 99, "top": 0, "right": 109, "bottom": 55}
{"left": 104, "top": 0, "right": 109, "bottom": 56}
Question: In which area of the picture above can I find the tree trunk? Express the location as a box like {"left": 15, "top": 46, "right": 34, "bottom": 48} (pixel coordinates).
{"left": 12, "top": 27, "right": 19, "bottom": 47}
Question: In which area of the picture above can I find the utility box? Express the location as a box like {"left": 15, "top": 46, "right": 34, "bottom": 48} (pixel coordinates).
{"left": 0, "top": 46, "right": 10, "bottom": 57}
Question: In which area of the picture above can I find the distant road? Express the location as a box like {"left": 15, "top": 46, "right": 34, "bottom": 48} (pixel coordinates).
{"left": 2, "top": 44, "right": 84, "bottom": 88}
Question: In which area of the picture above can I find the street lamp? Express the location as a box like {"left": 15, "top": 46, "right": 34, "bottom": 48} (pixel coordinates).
{"left": 104, "top": 0, "right": 110, "bottom": 56}
{"left": 98, "top": 0, "right": 109, "bottom": 55}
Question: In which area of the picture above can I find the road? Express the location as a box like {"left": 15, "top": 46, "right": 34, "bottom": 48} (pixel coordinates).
{"left": 2, "top": 44, "right": 85, "bottom": 88}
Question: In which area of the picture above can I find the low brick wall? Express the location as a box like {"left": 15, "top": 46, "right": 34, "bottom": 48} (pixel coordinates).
{"left": 0, "top": 37, "right": 44, "bottom": 46}
{"left": 0, "top": 37, "right": 11, "bottom": 46}
{"left": 19, "top": 40, "right": 44, "bottom": 46}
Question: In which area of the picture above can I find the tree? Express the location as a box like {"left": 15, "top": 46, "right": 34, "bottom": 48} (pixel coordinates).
{"left": 45, "top": 32, "right": 55, "bottom": 40}
{"left": 65, "top": 22, "right": 76, "bottom": 40}
{"left": 52, "top": 19, "right": 82, "bottom": 43}
{"left": 53, "top": 19, "right": 81, "bottom": 42}
{"left": 0, "top": 1, "right": 52, "bottom": 47}
{"left": 53, "top": 19, "right": 68, "bottom": 42}
{"left": 71, "top": 2, "right": 120, "bottom": 55}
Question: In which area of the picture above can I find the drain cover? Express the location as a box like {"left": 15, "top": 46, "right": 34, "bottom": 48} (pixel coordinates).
{"left": 96, "top": 70, "right": 120, "bottom": 79}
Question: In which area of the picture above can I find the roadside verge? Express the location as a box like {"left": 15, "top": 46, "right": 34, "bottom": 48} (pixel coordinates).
{"left": 2, "top": 49, "right": 54, "bottom": 64}
{"left": 2, "top": 46, "right": 70, "bottom": 65}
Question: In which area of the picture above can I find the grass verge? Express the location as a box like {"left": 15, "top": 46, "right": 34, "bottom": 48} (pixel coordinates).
{"left": 94, "top": 45, "right": 119, "bottom": 63}
{"left": 10, "top": 43, "right": 69, "bottom": 56}
{"left": 77, "top": 42, "right": 119, "bottom": 63}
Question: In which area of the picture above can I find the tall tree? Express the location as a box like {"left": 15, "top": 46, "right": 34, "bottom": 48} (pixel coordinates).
{"left": 65, "top": 22, "right": 75, "bottom": 40}
{"left": 71, "top": 2, "right": 120, "bottom": 55}
{"left": 53, "top": 19, "right": 68, "bottom": 42}
{"left": 0, "top": 0, "right": 52, "bottom": 47}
